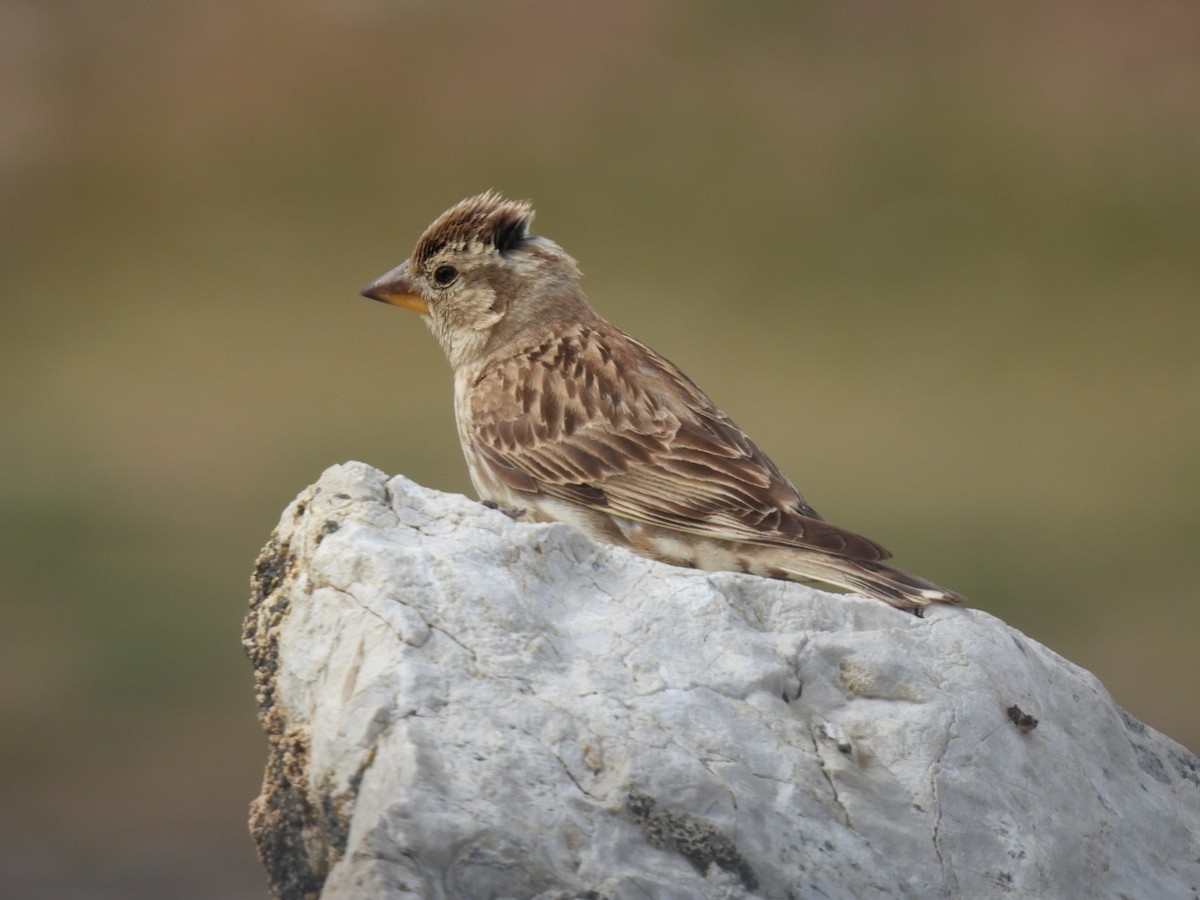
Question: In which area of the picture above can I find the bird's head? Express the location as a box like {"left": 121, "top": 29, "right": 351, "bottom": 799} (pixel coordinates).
{"left": 361, "top": 191, "right": 592, "bottom": 369}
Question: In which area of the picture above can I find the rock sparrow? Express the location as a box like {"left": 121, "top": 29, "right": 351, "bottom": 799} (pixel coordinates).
{"left": 362, "top": 191, "right": 962, "bottom": 612}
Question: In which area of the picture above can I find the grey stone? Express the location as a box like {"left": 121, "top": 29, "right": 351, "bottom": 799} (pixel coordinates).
{"left": 244, "top": 462, "right": 1200, "bottom": 899}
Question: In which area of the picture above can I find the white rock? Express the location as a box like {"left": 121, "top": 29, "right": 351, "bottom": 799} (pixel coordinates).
{"left": 244, "top": 462, "right": 1200, "bottom": 899}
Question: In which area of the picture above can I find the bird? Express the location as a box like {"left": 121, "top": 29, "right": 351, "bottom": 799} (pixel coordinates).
{"left": 361, "top": 191, "right": 963, "bottom": 612}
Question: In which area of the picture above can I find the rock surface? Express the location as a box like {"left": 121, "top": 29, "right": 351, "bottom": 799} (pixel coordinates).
{"left": 244, "top": 462, "right": 1200, "bottom": 899}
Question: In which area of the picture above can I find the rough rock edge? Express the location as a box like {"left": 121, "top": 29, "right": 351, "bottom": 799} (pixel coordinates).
{"left": 244, "top": 503, "right": 355, "bottom": 900}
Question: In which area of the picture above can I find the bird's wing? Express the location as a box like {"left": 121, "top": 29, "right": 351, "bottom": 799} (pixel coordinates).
{"left": 468, "top": 322, "right": 891, "bottom": 562}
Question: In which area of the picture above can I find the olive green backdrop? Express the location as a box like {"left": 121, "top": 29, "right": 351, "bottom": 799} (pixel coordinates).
{"left": 2, "top": 3, "right": 1197, "bottom": 897}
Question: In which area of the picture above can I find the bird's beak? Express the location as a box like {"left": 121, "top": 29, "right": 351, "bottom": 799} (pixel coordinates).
{"left": 360, "top": 260, "right": 429, "bottom": 314}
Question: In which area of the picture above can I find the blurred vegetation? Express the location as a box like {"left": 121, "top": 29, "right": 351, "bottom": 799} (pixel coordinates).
{"left": 1, "top": 2, "right": 1197, "bottom": 896}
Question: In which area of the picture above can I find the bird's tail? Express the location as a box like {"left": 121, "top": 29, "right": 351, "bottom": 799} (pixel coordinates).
{"left": 777, "top": 556, "right": 964, "bottom": 613}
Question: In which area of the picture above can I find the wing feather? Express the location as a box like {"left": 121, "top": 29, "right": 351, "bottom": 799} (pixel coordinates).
{"left": 469, "top": 322, "right": 891, "bottom": 562}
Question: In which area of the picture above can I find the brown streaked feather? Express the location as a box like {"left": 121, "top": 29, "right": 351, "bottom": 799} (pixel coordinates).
{"left": 468, "top": 321, "right": 892, "bottom": 562}
{"left": 412, "top": 190, "right": 534, "bottom": 269}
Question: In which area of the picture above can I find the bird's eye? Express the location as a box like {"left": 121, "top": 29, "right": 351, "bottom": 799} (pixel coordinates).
{"left": 433, "top": 265, "right": 458, "bottom": 286}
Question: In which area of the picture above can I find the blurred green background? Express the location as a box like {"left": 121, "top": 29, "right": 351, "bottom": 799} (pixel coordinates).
{"left": 2, "top": 2, "right": 1197, "bottom": 896}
